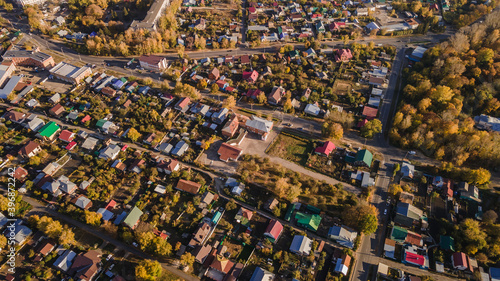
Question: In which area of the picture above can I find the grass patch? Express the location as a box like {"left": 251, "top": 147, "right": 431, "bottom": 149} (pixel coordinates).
{"left": 267, "top": 133, "right": 312, "bottom": 165}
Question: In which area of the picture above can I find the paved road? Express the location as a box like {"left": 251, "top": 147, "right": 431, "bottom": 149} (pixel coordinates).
{"left": 20, "top": 196, "right": 198, "bottom": 281}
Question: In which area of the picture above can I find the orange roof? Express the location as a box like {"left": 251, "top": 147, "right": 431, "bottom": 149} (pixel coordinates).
{"left": 218, "top": 143, "right": 242, "bottom": 161}
{"left": 176, "top": 179, "right": 201, "bottom": 194}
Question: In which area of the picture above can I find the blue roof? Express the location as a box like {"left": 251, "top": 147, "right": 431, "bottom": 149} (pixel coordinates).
{"left": 112, "top": 79, "right": 125, "bottom": 89}
{"left": 114, "top": 211, "right": 127, "bottom": 225}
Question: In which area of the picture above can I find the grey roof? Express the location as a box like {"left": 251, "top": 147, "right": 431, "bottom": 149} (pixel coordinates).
{"left": 289, "top": 235, "right": 312, "bottom": 255}
{"left": 0, "top": 76, "right": 22, "bottom": 99}
{"left": 99, "top": 144, "right": 120, "bottom": 159}
{"left": 75, "top": 196, "right": 92, "bottom": 209}
{"left": 3, "top": 49, "right": 52, "bottom": 63}
{"left": 246, "top": 116, "right": 273, "bottom": 133}
{"left": 0, "top": 213, "right": 8, "bottom": 227}
{"left": 26, "top": 116, "right": 45, "bottom": 132}
{"left": 53, "top": 250, "right": 77, "bottom": 272}
{"left": 57, "top": 175, "right": 77, "bottom": 194}
{"left": 97, "top": 208, "right": 114, "bottom": 221}
{"left": 328, "top": 225, "right": 358, "bottom": 248}
{"left": 158, "top": 142, "right": 173, "bottom": 154}
{"left": 49, "top": 93, "right": 61, "bottom": 103}
{"left": 49, "top": 62, "right": 91, "bottom": 80}
{"left": 250, "top": 267, "right": 275, "bottom": 281}
{"left": 10, "top": 224, "right": 32, "bottom": 244}
{"left": 172, "top": 141, "right": 189, "bottom": 156}
{"left": 81, "top": 137, "right": 99, "bottom": 150}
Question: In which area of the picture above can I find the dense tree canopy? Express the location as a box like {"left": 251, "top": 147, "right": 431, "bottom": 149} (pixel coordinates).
{"left": 391, "top": 11, "right": 500, "bottom": 169}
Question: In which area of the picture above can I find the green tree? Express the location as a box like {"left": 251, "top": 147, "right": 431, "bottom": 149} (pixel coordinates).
{"left": 135, "top": 260, "right": 162, "bottom": 281}
{"left": 359, "top": 214, "right": 378, "bottom": 234}
{"left": 361, "top": 119, "right": 383, "bottom": 138}
{"left": 226, "top": 199, "right": 237, "bottom": 211}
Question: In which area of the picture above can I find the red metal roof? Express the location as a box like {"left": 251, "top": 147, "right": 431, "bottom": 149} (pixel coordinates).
{"left": 405, "top": 252, "right": 425, "bottom": 266}
{"left": 66, "top": 141, "right": 77, "bottom": 150}
{"left": 265, "top": 219, "right": 283, "bottom": 240}
{"left": 314, "top": 141, "right": 335, "bottom": 155}
{"left": 59, "top": 130, "right": 75, "bottom": 142}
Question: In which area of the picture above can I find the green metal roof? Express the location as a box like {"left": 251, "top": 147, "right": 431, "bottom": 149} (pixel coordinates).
{"left": 390, "top": 226, "right": 408, "bottom": 243}
{"left": 284, "top": 204, "right": 295, "bottom": 221}
{"left": 355, "top": 149, "right": 373, "bottom": 167}
{"left": 295, "top": 212, "right": 321, "bottom": 232}
{"left": 96, "top": 119, "right": 106, "bottom": 128}
{"left": 123, "top": 206, "right": 143, "bottom": 228}
{"left": 120, "top": 77, "right": 127, "bottom": 83}
{"left": 38, "top": 121, "right": 60, "bottom": 137}
{"left": 439, "top": 236, "right": 455, "bottom": 251}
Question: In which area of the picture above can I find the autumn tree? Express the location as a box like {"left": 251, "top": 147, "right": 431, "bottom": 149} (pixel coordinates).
{"left": 128, "top": 128, "right": 142, "bottom": 142}
{"left": 197, "top": 79, "right": 207, "bottom": 90}
{"left": 459, "top": 218, "right": 487, "bottom": 255}
{"left": 0, "top": 235, "right": 6, "bottom": 249}
{"left": 226, "top": 199, "right": 237, "bottom": 211}
{"left": 222, "top": 95, "right": 236, "bottom": 109}
{"left": 342, "top": 204, "right": 378, "bottom": 234}
{"left": 85, "top": 210, "right": 102, "bottom": 226}
{"left": 257, "top": 92, "right": 267, "bottom": 104}
{"left": 322, "top": 122, "right": 343, "bottom": 140}
{"left": 180, "top": 252, "right": 195, "bottom": 267}
{"left": 211, "top": 83, "right": 219, "bottom": 94}
{"left": 388, "top": 184, "right": 403, "bottom": 197}
{"left": 483, "top": 210, "right": 498, "bottom": 224}
{"left": 361, "top": 119, "right": 383, "bottom": 138}
{"left": 135, "top": 260, "right": 162, "bottom": 281}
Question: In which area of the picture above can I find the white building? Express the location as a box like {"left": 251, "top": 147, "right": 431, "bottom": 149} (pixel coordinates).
{"left": 15, "top": 0, "right": 46, "bottom": 6}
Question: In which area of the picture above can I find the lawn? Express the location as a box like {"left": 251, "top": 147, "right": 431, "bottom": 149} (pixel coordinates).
{"left": 267, "top": 133, "right": 312, "bottom": 165}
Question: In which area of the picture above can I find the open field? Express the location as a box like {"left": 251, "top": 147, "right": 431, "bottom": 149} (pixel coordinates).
{"left": 267, "top": 133, "right": 312, "bottom": 165}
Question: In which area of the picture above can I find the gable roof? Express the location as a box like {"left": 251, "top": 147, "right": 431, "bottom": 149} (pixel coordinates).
{"left": 5, "top": 110, "right": 25, "bottom": 122}
{"left": 123, "top": 206, "right": 143, "bottom": 228}
{"left": 264, "top": 219, "right": 283, "bottom": 240}
{"left": 315, "top": 141, "right": 335, "bottom": 155}
{"left": 453, "top": 252, "right": 468, "bottom": 268}
{"left": 176, "top": 179, "right": 201, "bottom": 194}
{"left": 58, "top": 130, "right": 75, "bottom": 142}
{"left": 355, "top": 149, "right": 373, "bottom": 167}
{"left": 439, "top": 235, "right": 455, "bottom": 251}
{"left": 390, "top": 226, "right": 408, "bottom": 243}
{"left": 38, "top": 121, "right": 60, "bottom": 138}
{"left": 295, "top": 212, "right": 322, "bottom": 231}
{"left": 218, "top": 143, "right": 242, "bottom": 161}
{"left": 19, "top": 140, "right": 41, "bottom": 157}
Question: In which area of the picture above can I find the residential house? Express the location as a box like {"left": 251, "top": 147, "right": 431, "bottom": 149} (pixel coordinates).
{"left": 356, "top": 8, "right": 369, "bottom": 16}
{"left": 439, "top": 235, "right": 455, "bottom": 251}
{"left": 403, "top": 245, "right": 428, "bottom": 269}
{"left": 333, "top": 250, "right": 352, "bottom": 276}
{"left": 18, "top": 140, "right": 42, "bottom": 158}
{"left": 235, "top": 207, "right": 253, "bottom": 226}
{"left": 384, "top": 239, "right": 396, "bottom": 259}
{"left": 244, "top": 115, "right": 274, "bottom": 140}
{"left": 175, "top": 97, "right": 190, "bottom": 112}
{"left": 212, "top": 108, "right": 229, "bottom": 124}
{"left": 315, "top": 141, "right": 335, "bottom": 156}
{"left": 13, "top": 167, "right": 28, "bottom": 181}
{"left": 328, "top": 225, "right": 358, "bottom": 249}
{"left": 139, "top": 55, "right": 168, "bottom": 71}
{"left": 99, "top": 144, "right": 120, "bottom": 160}
{"left": 401, "top": 161, "right": 415, "bottom": 180}
{"left": 4, "top": 111, "right": 26, "bottom": 123}
{"left": 250, "top": 267, "right": 275, "bottom": 281}
{"left": 35, "top": 239, "right": 56, "bottom": 260}
{"left": 264, "top": 219, "right": 283, "bottom": 243}
{"left": 289, "top": 235, "right": 312, "bottom": 255}
{"left": 81, "top": 137, "right": 99, "bottom": 150}
{"left": 295, "top": 212, "right": 321, "bottom": 232}
{"left": 458, "top": 182, "right": 480, "bottom": 202}
{"left": 245, "top": 89, "right": 262, "bottom": 99}
{"left": 243, "top": 70, "right": 259, "bottom": 83}
{"left": 49, "top": 104, "right": 65, "bottom": 117}
{"left": 222, "top": 115, "right": 239, "bottom": 138}
{"left": 176, "top": 179, "right": 201, "bottom": 195}
{"left": 7, "top": 223, "right": 32, "bottom": 245}
{"left": 58, "top": 175, "right": 77, "bottom": 194}
{"left": 394, "top": 203, "right": 423, "bottom": 227}
{"left": 143, "top": 133, "right": 156, "bottom": 144}
{"left": 267, "top": 86, "right": 285, "bottom": 105}
{"left": 101, "top": 87, "right": 116, "bottom": 97}
{"left": 67, "top": 250, "right": 101, "bottom": 281}
{"left": 315, "top": 21, "right": 325, "bottom": 33}
{"left": 209, "top": 67, "right": 220, "bottom": 80}
{"left": 216, "top": 80, "right": 229, "bottom": 91}
{"left": 304, "top": 103, "right": 321, "bottom": 116}
{"left": 218, "top": 143, "right": 243, "bottom": 162}
{"left": 207, "top": 256, "right": 234, "bottom": 281}
{"left": 49, "top": 93, "right": 61, "bottom": 104}
{"left": 123, "top": 206, "right": 143, "bottom": 229}
{"left": 26, "top": 116, "right": 45, "bottom": 132}
{"left": 189, "top": 222, "right": 211, "bottom": 247}
{"left": 192, "top": 245, "right": 213, "bottom": 264}
{"left": 157, "top": 159, "right": 180, "bottom": 174}
{"left": 171, "top": 141, "right": 189, "bottom": 157}
{"left": 362, "top": 106, "right": 378, "bottom": 119}
{"left": 490, "top": 268, "right": 500, "bottom": 281}
{"left": 452, "top": 252, "right": 469, "bottom": 271}
{"left": 129, "top": 159, "right": 145, "bottom": 173}
{"left": 53, "top": 250, "right": 77, "bottom": 272}
{"left": 346, "top": 149, "right": 373, "bottom": 167}
{"left": 58, "top": 130, "right": 75, "bottom": 143}
{"left": 72, "top": 195, "right": 92, "bottom": 209}
{"left": 199, "top": 192, "right": 215, "bottom": 209}
{"left": 335, "top": 49, "right": 353, "bottom": 62}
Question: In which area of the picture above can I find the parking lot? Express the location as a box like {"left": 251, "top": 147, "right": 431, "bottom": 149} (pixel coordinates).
{"left": 14, "top": 65, "right": 74, "bottom": 94}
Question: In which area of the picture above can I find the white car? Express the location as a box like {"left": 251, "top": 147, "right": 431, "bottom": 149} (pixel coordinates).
{"left": 384, "top": 209, "right": 388, "bottom": 215}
